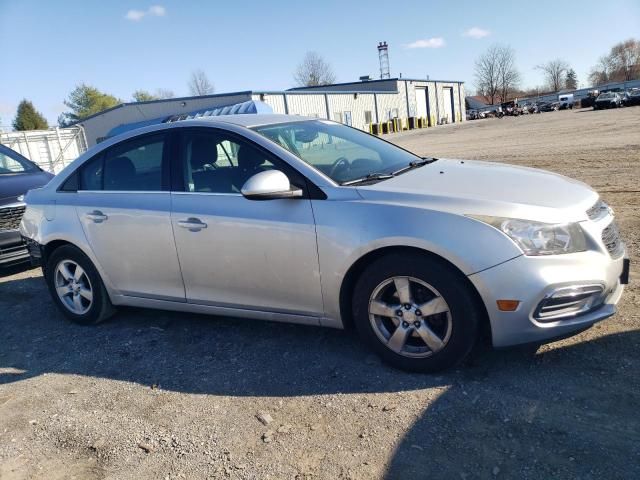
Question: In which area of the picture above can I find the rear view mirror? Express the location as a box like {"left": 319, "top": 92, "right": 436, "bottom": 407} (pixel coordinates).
{"left": 241, "top": 170, "right": 303, "bottom": 200}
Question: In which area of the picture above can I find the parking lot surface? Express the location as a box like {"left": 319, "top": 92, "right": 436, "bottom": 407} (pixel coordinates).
{"left": 1, "top": 107, "right": 639, "bottom": 479}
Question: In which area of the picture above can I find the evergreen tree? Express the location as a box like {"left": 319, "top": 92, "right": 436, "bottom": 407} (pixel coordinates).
{"left": 59, "top": 84, "right": 120, "bottom": 126}
{"left": 565, "top": 69, "right": 578, "bottom": 90}
{"left": 12, "top": 100, "right": 49, "bottom": 131}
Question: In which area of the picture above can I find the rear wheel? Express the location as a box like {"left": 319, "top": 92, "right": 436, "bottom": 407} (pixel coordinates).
{"left": 352, "top": 254, "right": 480, "bottom": 372}
{"left": 46, "top": 245, "right": 115, "bottom": 325}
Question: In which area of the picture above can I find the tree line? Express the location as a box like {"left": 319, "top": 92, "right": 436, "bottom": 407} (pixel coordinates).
{"left": 474, "top": 38, "right": 638, "bottom": 104}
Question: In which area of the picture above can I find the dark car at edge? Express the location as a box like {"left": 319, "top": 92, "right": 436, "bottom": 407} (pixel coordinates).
{"left": 0, "top": 144, "right": 53, "bottom": 267}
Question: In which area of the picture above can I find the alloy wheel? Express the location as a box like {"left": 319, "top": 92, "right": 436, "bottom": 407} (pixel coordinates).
{"left": 54, "top": 259, "right": 93, "bottom": 315}
{"left": 368, "top": 276, "right": 452, "bottom": 358}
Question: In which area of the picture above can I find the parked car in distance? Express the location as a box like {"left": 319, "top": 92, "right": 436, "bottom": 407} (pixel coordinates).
{"left": 558, "top": 94, "right": 574, "bottom": 110}
{"left": 537, "top": 101, "right": 559, "bottom": 112}
{"left": 594, "top": 92, "right": 623, "bottom": 109}
{"left": 20, "top": 114, "right": 629, "bottom": 372}
{"left": 623, "top": 89, "right": 640, "bottom": 106}
{"left": 0, "top": 144, "right": 53, "bottom": 267}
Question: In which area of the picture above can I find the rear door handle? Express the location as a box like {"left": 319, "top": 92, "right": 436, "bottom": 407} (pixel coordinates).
{"left": 85, "top": 210, "right": 108, "bottom": 223}
{"left": 177, "top": 218, "right": 208, "bottom": 231}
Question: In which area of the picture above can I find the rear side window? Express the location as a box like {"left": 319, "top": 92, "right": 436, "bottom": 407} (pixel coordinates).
{"left": 79, "top": 134, "right": 165, "bottom": 191}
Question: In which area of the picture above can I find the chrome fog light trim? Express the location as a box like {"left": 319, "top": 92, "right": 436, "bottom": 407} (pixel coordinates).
{"left": 534, "top": 284, "right": 605, "bottom": 321}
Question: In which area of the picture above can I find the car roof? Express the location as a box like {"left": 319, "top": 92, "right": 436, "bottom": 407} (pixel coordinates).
{"left": 180, "top": 113, "right": 313, "bottom": 128}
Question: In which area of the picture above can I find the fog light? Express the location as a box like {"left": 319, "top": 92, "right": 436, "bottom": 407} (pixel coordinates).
{"left": 534, "top": 285, "right": 605, "bottom": 321}
{"left": 497, "top": 300, "right": 520, "bottom": 311}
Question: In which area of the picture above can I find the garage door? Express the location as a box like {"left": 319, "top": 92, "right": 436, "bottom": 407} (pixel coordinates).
{"left": 415, "top": 88, "right": 428, "bottom": 118}
{"left": 442, "top": 87, "right": 454, "bottom": 123}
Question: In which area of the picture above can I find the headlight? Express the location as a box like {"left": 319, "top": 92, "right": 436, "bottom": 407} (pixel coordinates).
{"left": 470, "top": 216, "right": 587, "bottom": 256}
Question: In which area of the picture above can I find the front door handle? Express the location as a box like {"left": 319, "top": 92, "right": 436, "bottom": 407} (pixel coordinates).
{"left": 177, "top": 218, "right": 208, "bottom": 231}
{"left": 85, "top": 210, "right": 108, "bottom": 223}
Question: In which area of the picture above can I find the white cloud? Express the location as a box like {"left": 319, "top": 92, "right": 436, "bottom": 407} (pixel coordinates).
{"left": 405, "top": 37, "right": 446, "bottom": 49}
{"left": 125, "top": 5, "right": 166, "bottom": 21}
{"left": 148, "top": 5, "right": 166, "bottom": 16}
{"left": 463, "top": 27, "right": 491, "bottom": 39}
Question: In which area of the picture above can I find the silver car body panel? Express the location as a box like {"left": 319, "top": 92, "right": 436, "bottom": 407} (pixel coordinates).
{"left": 20, "top": 115, "right": 627, "bottom": 347}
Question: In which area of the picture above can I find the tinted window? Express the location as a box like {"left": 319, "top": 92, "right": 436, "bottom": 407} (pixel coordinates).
{"left": 181, "top": 131, "right": 277, "bottom": 194}
{"left": 80, "top": 154, "right": 103, "bottom": 190}
{"left": 103, "top": 134, "right": 164, "bottom": 191}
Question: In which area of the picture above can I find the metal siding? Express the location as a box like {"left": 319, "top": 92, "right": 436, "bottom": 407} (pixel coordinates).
{"left": 286, "top": 94, "right": 327, "bottom": 118}
{"left": 326, "top": 94, "right": 376, "bottom": 130}
{"left": 254, "top": 94, "right": 287, "bottom": 114}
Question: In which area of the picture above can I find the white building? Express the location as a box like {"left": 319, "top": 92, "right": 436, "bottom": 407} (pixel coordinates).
{"left": 77, "top": 77, "right": 466, "bottom": 147}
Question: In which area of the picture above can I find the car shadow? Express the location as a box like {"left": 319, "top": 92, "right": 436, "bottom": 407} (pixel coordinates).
{"left": 0, "top": 274, "right": 453, "bottom": 396}
{"left": 1, "top": 274, "right": 638, "bottom": 478}
{"left": 384, "top": 330, "right": 640, "bottom": 479}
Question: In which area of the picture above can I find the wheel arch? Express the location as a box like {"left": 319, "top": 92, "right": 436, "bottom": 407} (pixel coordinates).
{"left": 338, "top": 246, "right": 491, "bottom": 341}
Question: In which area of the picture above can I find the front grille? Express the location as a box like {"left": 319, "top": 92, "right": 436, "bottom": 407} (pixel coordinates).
{"left": 602, "top": 221, "right": 624, "bottom": 258}
{"left": 0, "top": 205, "right": 26, "bottom": 231}
{"left": 586, "top": 199, "right": 610, "bottom": 220}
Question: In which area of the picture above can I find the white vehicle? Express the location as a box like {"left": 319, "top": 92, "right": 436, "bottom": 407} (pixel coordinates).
{"left": 559, "top": 94, "right": 574, "bottom": 110}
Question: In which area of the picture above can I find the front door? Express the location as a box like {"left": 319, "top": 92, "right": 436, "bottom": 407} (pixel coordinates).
{"left": 76, "top": 132, "right": 185, "bottom": 301}
{"left": 170, "top": 128, "right": 323, "bottom": 317}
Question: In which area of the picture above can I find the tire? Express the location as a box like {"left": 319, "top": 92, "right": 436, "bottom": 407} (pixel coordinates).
{"left": 352, "top": 253, "right": 480, "bottom": 372}
{"left": 46, "top": 244, "right": 115, "bottom": 325}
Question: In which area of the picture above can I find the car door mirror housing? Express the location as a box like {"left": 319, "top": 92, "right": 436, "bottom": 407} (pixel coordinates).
{"left": 241, "top": 170, "right": 303, "bottom": 200}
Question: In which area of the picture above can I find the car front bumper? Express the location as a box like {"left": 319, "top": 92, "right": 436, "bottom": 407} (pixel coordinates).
{"left": 468, "top": 249, "right": 628, "bottom": 348}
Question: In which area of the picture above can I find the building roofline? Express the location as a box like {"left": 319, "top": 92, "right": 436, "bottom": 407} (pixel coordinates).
{"left": 75, "top": 90, "right": 255, "bottom": 124}
{"left": 254, "top": 90, "right": 398, "bottom": 95}
{"left": 287, "top": 77, "right": 464, "bottom": 91}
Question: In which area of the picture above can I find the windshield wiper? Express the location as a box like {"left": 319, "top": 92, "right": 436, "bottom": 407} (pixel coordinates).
{"left": 392, "top": 157, "right": 438, "bottom": 175}
{"left": 341, "top": 172, "right": 394, "bottom": 186}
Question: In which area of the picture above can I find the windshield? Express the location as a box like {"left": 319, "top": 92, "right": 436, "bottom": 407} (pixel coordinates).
{"left": 252, "top": 120, "right": 422, "bottom": 184}
{"left": 0, "top": 147, "right": 38, "bottom": 174}
{"left": 598, "top": 93, "right": 614, "bottom": 99}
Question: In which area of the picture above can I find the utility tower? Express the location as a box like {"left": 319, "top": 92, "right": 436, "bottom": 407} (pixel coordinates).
{"left": 377, "top": 42, "right": 390, "bottom": 79}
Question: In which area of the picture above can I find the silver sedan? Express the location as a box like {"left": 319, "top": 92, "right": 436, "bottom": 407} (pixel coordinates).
{"left": 20, "top": 114, "right": 629, "bottom": 372}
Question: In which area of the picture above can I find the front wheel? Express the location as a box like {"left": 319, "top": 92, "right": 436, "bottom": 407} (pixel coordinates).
{"left": 46, "top": 245, "right": 115, "bottom": 325}
{"left": 352, "top": 254, "right": 480, "bottom": 372}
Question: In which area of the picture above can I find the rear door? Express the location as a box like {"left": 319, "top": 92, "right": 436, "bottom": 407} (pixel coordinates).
{"left": 170, "top": 127, "right": 323, "bottom": 317}
{"left": 76, "top": 132, "right": 185, "bottom": 301}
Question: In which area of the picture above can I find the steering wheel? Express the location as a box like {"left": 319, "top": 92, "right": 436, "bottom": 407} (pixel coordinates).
{"left": 328, "top": 156, "right": 350, "bottom": 180}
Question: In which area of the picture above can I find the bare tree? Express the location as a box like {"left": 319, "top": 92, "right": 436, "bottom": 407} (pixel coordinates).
{"left": 474, "top": 44, "right": 520, "bottom": 104}
{"left": 293, "top": 52, "right": 336, "bottom": 87}
{"left": 588, "top": 55, "right": 614, "bottom": 86}
{"left": 497, "top": 46, "right": 521, "bottom": 102}
{"left": 188, "top": 70, "right": 215, "bottom": 96}
{"left": 155, "top": 88, "right": 175, "bottom": 99}
{"left": 609, "top": 38, "right": 640, "bottom": 81}
{"left": 536, "top": 59, "right": 570, "bottom": 92}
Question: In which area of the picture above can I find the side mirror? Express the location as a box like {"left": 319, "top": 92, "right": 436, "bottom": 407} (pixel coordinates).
{"left": 241, "top": 170, "right": 303, "bottom": 200}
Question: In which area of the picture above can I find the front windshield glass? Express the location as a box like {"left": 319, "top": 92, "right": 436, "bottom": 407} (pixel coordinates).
{"left": 0, "top": 149, "right": 37, "bottom": 174}
{"left": 598, "top": 93, "right": 614, "bottom": 99}
{"left": 252, "top": 120, "right": 422, "bottom": 184}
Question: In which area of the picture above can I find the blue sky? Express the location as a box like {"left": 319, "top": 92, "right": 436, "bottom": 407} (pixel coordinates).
{"left": 1, "top": 0, "right": 639, "bottom": 124}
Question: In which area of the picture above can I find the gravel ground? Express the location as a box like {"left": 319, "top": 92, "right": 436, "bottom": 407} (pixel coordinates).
{"left": 1, "top": 107, "right": 639, "bottom": 480}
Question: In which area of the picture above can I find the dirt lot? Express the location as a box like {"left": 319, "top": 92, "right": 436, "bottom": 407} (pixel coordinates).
{"left": 1, "top": 107, "right": 639, "bottom": 480}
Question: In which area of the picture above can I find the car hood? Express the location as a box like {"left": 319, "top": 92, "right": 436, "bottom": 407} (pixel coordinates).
{"left": 357, "top": 159, "right": 598, "bottom": 223}
{"left": 0, "top": 171, "right": 54, "bottom": 206}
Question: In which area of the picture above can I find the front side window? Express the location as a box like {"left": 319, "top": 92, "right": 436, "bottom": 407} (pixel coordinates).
{"left": 79, "top": 134, "right": 165, "bottom": 191}
{"left": 181, "top": 131, "right": 276, "bottom": 193}
{"left": 0, "top": 148, "right": 37, "bottom": 174}
{"left": 253, "top": 120, "right": 422, "bottom": 184}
